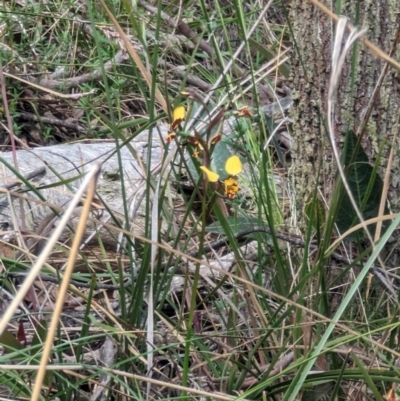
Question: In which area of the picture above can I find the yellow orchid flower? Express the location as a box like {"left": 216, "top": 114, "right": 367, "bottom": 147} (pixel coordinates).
{"left": 200, "top": 155, "right": 242, "bottom": 199}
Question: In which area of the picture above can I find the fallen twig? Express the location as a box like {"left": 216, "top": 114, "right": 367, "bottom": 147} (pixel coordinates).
{"left": 5, "top": 272, "right": 132, "bottom": 290}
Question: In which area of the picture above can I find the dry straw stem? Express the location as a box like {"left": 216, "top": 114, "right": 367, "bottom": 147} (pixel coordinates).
{"left": 327, "top": 18, "right": 382, "bottom": 250}
{"left": 325, "top": 214, "right": 398, "bottom": 255}
{"left": 367, "top": 131, "right": 398, "bottom": 295}
{"left": 309, "top": 0, "right": 400, "bottom": 72}
{"left": 99, "top": 0, "right": 168, "bottom": 113}
{"left": 30, "top": 165, "right": 100, "bottom": 401}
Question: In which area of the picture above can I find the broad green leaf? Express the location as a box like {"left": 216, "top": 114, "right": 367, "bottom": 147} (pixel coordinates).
{"left": 0, "top": 329, "right": 24, "bottom": 353}
{"left": 205, "top": 216, "right": 275, "bottom": 246}
{"left": 205, "top": 216, "right": 260, "bottom": 234}
{"left": 336, "top": 130, "right": 388, "bottom": 238}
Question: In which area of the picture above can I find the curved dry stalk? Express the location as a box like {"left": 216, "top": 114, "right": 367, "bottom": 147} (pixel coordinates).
{"left": 99, "top": 0, "right": 168, "bottom": 113}
{"left": 31, "top": 164, "right": 100, "bottom": 401}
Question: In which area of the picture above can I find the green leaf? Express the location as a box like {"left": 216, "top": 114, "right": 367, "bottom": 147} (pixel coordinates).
{"left": 0, "top": 329, "right": 24, "bottom": 353}
{"left": 210, "top": 141, "right": 233, "bottom": 179}
{"left": 205, "top": 216, "right": 260, "bottom": 234}
{"left": 351, "top": 352, "right": 385, "bottom": 401}
{"left": 336, "top": 130, "right": 388, "bottom": 239}
{"left": 205, "top": 216, "right": 274, "bottom": 245}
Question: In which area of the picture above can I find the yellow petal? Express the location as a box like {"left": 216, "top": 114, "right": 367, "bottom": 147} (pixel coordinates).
{"left": 200, "top": 166, "right": 219, "bottom": 182}
{"left": 173, "top": 105, "right": 185, "bottom": 121}
{"left": 171, "top": 106, "right": 185, "bottom": 129}
{"left": 225, "top": 155, "right": 242, "bottom": 176}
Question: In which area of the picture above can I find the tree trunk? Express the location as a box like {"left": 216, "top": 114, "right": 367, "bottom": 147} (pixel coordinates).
{"left": 288, "top": 2, "right": 400, "bottom": 220}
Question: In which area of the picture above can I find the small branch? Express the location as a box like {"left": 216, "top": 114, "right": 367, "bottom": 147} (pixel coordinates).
{"left": 21, "top": 50, "right": 128, "bottom": 90}
{"left": 17, "top": 112, "right": 86, "bottom": 132}
{"left": 162, "top": 61, "right": 212, "bottom": 92}
{"left": 0, "top": 166, "right": 46, "bottom": 191}
{"left": 5, "top": 272, "right": 132, "bottom": 290}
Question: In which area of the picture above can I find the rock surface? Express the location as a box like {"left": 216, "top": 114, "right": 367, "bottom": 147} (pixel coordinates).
{"left": 0, "top": 129, "right": 167, "bottom": 249}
